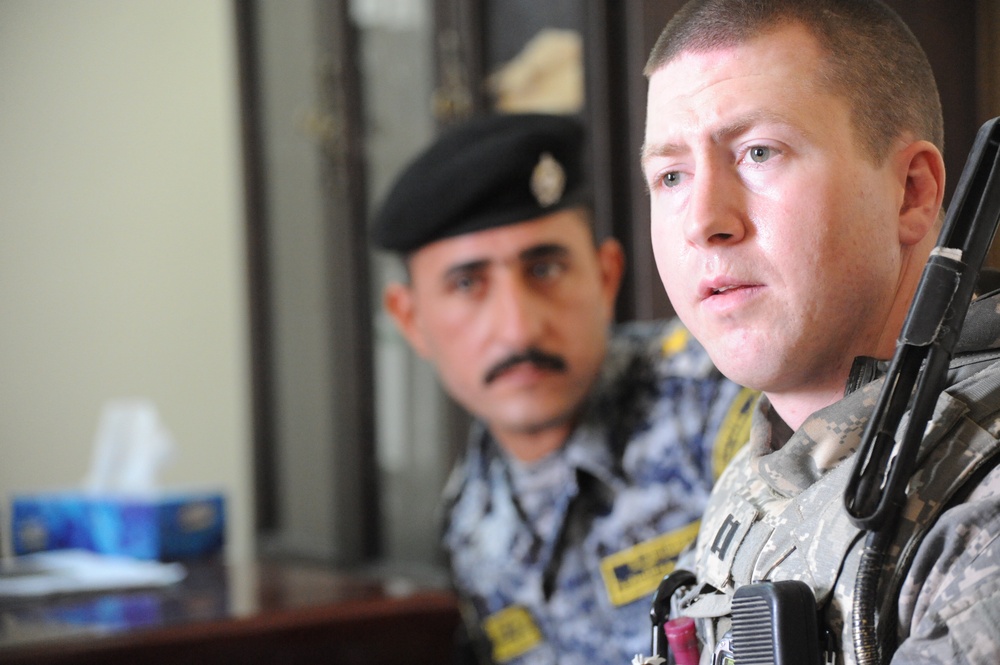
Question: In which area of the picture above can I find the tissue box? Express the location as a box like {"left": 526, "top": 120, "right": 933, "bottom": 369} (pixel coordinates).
{"left": 9, "top": 492, "right": 91, "bottom": 553}
{"left": 11, "top": 491, "right": 225, "bottom": 561}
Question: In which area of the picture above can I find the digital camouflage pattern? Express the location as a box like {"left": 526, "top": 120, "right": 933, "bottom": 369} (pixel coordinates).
{"left": 676, "top": 291, "right": 1000, "bottom": 665}
{"left": 442, "top": 319, "right": 754, "bottom": 665}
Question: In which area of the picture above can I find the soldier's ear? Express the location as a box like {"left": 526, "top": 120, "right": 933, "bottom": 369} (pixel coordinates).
{"left": 896, "top": 139, "right": 945, "bottom": 247}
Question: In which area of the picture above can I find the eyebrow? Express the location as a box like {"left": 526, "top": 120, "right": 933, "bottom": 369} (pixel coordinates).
{"left": 443, "top": 258, "right": 489, "bottom": 283}
{"left": 441, "top": 243, "right": 571, "bottom": 282}
{"left": 640, "top": 109, "right": 796, "bottom": 168}
{"left": 519, "top": 243, "right": 570, "bottom": 262}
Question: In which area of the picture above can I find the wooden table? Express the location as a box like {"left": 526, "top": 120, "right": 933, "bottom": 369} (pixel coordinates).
{"left": 0, "top": 560, "right": 461, "bottom": 664}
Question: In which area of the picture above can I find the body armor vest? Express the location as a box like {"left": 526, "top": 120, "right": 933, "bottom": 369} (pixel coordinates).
{"left": 677, "top": 353, "right": 1000, "bottom": 664}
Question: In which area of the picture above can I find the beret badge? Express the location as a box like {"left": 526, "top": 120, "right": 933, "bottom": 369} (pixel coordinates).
{"left": 530, "top": 151, "right": 566, "bottom": 208}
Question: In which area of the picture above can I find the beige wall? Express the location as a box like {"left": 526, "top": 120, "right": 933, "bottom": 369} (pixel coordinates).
{"left": 0, "top": 1, "right": 253, "bottom": 562}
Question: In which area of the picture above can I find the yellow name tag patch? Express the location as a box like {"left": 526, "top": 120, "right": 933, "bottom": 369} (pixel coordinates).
{"left": 482, "top": 605, "right": 543, "bottom": 662}
{"left": 599, "top": 520, "right": 701, "bottom": 606}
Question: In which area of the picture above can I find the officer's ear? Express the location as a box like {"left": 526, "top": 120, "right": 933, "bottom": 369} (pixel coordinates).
{"left": 596, "top": 237, "right": 625, "bottom": 318}
{"left": 896, "top": 139, "right": 945, "bottom": 246}
{"left": 384, "top": 282, "right": 431, "bottom": 358}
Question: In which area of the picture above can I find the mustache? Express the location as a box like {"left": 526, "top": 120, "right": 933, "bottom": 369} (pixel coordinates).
{"left": 483, "top": 348, "right": 568, "bottom": 385}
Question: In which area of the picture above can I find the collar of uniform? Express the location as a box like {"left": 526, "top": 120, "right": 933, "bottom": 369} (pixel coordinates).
{"left": 506, "top": 445, "right": 574, "bottom": 510}
{"left": 441, "top": 419, "right": 491, "bottom": 508}
{"left": 749, "top": 380, "right": 884, "bottom": 498}
{"left": 562, "top": 420, "right": 619, "bottom": 488}
{"left": 499, "top": 421, "right": 619, "bottom": 518}
{"left": 445, "top": 420, "right": 612, "bottom": 510}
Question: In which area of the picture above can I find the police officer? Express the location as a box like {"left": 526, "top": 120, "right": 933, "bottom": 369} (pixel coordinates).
{"left": 372, "top": 113, "right": 753, "bottom": 665}
{"left": 642, "top": 1, "right": 1000, "bottom": 663}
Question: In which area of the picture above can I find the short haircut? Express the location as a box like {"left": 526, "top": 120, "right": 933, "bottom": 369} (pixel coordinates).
{"left": 644, "top": 0, "right": 943, "bottom": 164}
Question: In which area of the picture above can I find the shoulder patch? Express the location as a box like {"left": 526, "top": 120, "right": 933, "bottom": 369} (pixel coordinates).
{"left": 712, "top": 387, "right": 759, "bottom": 479}
{"left": 482, "top": 605, "right": 543, "bottom": 663}
{"left": 599, "top": 520, "right": 701, "bottom": 606}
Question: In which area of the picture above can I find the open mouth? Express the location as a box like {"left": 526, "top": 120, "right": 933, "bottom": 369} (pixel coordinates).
{"left": 700, "top": 281, "right": 763, "bottom": 308}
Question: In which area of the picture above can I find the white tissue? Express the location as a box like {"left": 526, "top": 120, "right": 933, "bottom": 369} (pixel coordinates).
{"left": 0, "top": 549, "right": 186, "bottom": 597}
{"left": 83, "top": 399, "right": 175, "bottom": 495}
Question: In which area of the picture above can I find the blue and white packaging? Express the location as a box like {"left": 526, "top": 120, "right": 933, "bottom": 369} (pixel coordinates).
{"left": 9, "top": 400, "right": 226, "bottom": 561}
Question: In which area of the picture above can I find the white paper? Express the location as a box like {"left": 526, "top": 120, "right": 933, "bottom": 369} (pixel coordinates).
{"left": 0, "top": 550, "right": 186, "bottom": 598}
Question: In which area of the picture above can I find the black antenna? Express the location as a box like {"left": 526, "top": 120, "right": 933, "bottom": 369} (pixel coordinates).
{"left": 845, "top": 117, "right": 1000, "bottom": 531}
{"left": 844, "top": 117, "right": 1000, "bottom": 665}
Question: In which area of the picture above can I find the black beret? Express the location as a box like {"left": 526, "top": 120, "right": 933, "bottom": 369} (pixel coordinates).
{"left": 371, "top": 113, "right": 587, "bottom": 253}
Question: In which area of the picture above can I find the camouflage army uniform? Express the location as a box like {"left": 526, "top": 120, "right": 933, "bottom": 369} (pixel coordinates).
{"left": 676, "top": 290, "right": 1000, "bottom": 664}
{"left": 442, "top": 319, "right": 754, "bottom": 665}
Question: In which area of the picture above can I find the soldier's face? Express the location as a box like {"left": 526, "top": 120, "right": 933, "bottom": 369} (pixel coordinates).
{"left": 385, "top": 209, "right": 623, "bottom": 460}
{"left": 643, "top": 23, "right": 908, "bottom": 404}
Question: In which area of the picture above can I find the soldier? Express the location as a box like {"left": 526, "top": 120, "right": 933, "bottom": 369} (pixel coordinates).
{"left": 372, "top": 113, "right": 753, "bottom": 664}
{"left": 642, "top": 1, "right": 1000, "bottom": 663}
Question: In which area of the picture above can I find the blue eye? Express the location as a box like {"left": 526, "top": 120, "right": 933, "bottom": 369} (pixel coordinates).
{"left": 662, "top": 171, "right": 681, "bottom": 188}
{"left": 749, "top": 146, "right": 771, "bottom": 163}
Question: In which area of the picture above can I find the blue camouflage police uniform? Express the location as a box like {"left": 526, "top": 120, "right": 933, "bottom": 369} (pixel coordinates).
{"left": 442, "top": 318, "right": 755, "bottom": 665}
